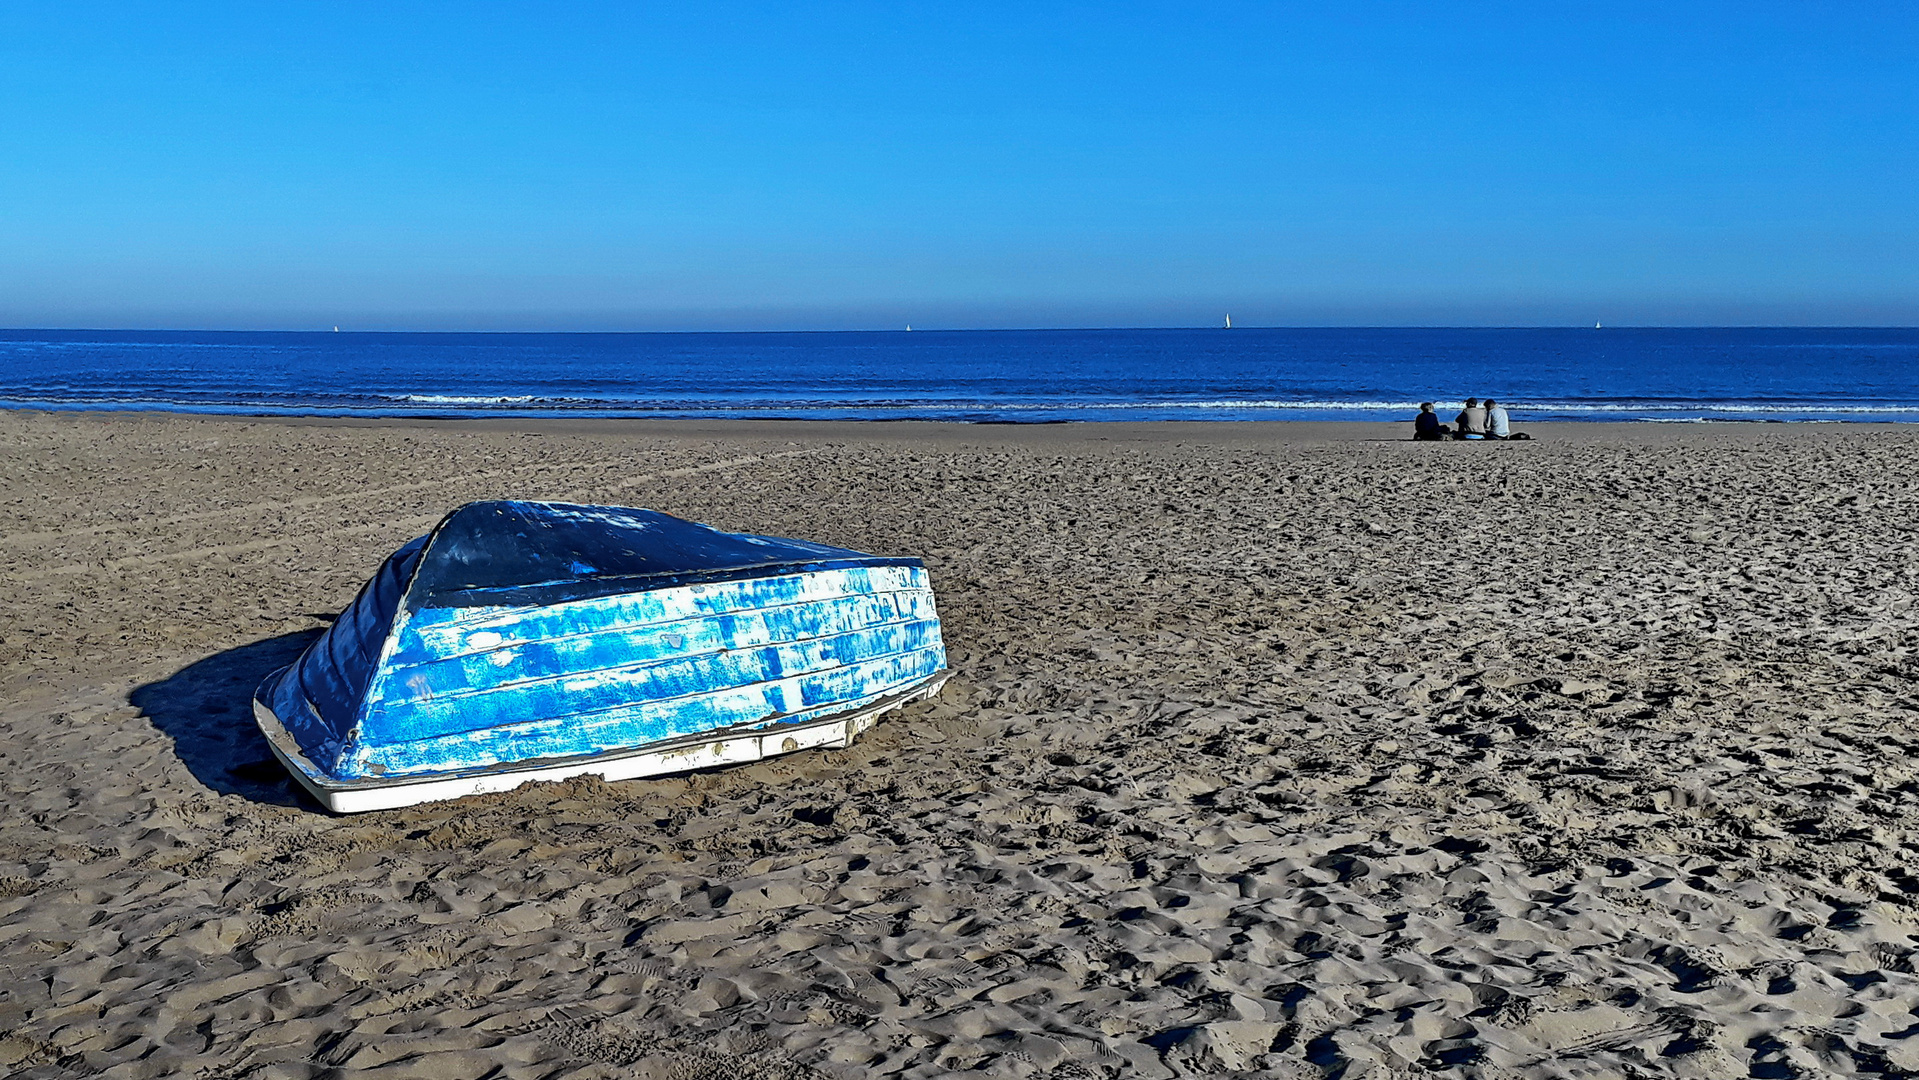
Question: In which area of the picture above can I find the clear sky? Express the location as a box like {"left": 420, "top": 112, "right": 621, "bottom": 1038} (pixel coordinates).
{"left": 1, "top": 2, "right": 1914, "bottom": 329}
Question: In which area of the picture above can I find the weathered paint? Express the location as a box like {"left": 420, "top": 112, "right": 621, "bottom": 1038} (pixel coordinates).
{"left": 254, "top": 501, "right": 948, "bottom": 808}
{"left": 254, "top": 674, "right": 946, "bottom": 813}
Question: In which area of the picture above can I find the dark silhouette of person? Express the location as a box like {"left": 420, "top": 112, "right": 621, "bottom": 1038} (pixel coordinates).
{"left": 1414, "top": 403, "right": 1447, "bottom": 441}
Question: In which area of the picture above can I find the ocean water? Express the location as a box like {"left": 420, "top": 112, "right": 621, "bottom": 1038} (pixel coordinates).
{"left": 2, "top": 326, "right": 1916, "bottom": 424}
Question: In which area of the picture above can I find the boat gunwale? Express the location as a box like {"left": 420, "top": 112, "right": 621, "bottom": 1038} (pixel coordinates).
{"left": 254, "top": 667, "right": 950, "bottom": 804}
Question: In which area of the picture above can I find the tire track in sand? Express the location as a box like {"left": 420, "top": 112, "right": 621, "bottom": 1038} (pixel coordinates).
{"left": 0, "top": 450, "right": 818, "bottom": 547}
{"left": 2, "top": 450, "right": 822, "bottom": 581}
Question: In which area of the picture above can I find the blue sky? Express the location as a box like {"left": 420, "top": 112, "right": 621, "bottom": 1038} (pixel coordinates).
{"left": 1, "top": 2, "right": 1914, "bottom": 329}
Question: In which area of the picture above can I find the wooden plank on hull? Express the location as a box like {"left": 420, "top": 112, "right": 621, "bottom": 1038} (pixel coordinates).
{"left": 256, "top": 672, "right": 947, "bottom": 813}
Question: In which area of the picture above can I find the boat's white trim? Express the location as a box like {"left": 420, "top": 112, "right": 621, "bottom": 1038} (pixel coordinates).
{"left": 252, "top": 672, "right": 949, "bottom": 814}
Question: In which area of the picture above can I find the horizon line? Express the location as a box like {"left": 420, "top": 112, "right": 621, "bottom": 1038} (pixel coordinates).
{"left": 6, "top": 323, "right": 1919, "bottom": 335}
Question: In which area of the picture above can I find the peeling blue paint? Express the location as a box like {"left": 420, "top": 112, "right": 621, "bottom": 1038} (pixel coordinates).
{"left": 258, "top": 502, "right": 947, "bottom": 784}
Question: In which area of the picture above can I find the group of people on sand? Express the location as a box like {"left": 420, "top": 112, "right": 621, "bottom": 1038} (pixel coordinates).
{"left": 1414, "top": 398, "right": 1527, "bottom": 441}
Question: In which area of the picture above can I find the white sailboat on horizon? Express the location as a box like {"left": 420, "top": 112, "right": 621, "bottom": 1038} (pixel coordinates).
{"left": 1223, "top": 313, "right": 1232, "bottom": 329}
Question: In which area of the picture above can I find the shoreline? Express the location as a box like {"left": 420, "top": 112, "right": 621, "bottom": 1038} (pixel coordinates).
{"left": 6, "top": 403, "right": 1919, "bottom": 429}
{"left": 6, "top": 405, "right": 1917, "bottom": 444}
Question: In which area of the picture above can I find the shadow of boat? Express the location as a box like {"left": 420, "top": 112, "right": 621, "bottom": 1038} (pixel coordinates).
{"left": 130, "top": 629, "right": 326, "bottom": 809}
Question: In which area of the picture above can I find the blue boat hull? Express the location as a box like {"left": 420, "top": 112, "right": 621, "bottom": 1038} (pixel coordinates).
{"left": 255, "top": 668, "right": 949, "bottom": 813}
{"left": 251, "top": 501, "right": 949, "bottom": 811}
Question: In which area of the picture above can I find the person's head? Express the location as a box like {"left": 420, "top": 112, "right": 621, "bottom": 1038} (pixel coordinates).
{"left": 1420, "top": 402, "right": 1434, "bottom": 413}
{"left": 1484, "top": 399, "right": 1497, "bottom": 409}
{"left": 1464, "top": 398, "right": 1479, "bottom": 407}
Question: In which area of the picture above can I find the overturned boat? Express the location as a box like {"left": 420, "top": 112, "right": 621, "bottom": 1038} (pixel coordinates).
{"left": 254, "top": 501, "right": 949, "bottom": 812}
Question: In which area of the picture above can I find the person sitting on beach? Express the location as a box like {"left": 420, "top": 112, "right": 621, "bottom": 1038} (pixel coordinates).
{"left": 1454, "top": 398, "right": 1488, "bottom": 440}
{"left": 1485, "top": 398, "right": 1511, "bottom": 439}
{"left": 1413, "top": 402, "right": 1447, "bottom": 441}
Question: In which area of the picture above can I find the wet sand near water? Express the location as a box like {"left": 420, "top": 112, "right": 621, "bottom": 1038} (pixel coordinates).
{"left": 2, "top": 410, "right": 1918, "bottom": 1078}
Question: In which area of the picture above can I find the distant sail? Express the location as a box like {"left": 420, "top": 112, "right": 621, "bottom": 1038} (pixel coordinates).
{"left": 1224, "top": 314, "right": 1232, "bottom": 329}
{"left": 1595, "top": 321, "right": 1602, "bottom": 329}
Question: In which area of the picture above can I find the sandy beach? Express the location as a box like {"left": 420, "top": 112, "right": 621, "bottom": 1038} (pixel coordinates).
{"left": 3, "top": 409, "right": 1918, "bottom": 1079}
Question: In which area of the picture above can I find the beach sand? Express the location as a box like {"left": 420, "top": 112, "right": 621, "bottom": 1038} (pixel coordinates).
{"left": 3, "top": 409, "right": 1918, "bottom": 1078}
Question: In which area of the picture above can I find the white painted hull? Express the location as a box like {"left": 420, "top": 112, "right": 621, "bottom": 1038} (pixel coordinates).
{"left": 253, "top": 671, "right": 948, "bottom": 813}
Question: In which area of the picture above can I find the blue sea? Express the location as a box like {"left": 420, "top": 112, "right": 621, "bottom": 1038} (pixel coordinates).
{"left": 3, "top": 327, "right": 1916, "bottom": 424}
